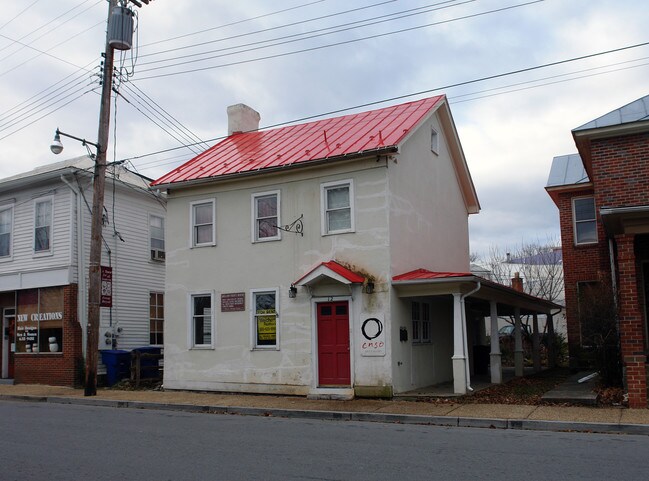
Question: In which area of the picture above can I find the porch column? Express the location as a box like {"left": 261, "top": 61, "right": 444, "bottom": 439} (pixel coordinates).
{"left": 547, "top": 313, "right": 556, "bottom": 368}
{"left": 489, "top": 300, "right": 502, "bottom": 384}
{"left": 532, "top": 313, "right": 541, "bottom": 372}
{"left": 451, "top": 293, "right": 467, "bottom": 395}
{"left": 514, "top": 307, "right": 524, "bottom": 377}
{"left": 616, "top": 234, "right": 647, "bottom": 408}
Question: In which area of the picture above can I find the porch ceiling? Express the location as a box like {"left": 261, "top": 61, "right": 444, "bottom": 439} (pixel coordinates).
{"left": 600, "top": 205, "right": 649, "bottom": 235}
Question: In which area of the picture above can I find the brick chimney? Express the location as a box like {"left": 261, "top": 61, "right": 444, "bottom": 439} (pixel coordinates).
{"left": 511, "top": 272, "right": 523, "bottom": 292}
{"left": 227, "top": 103, "right": 260, "bottom": 135}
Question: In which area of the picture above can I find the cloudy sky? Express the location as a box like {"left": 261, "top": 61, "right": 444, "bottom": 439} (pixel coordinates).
{"left": 1, "top": 0, "right": 647, "bottom": 257}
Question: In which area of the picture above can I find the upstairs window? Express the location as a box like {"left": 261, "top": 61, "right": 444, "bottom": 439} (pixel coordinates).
{"left": 34, "top": 198, "right": 52, "bottom": 253}
{"left": 573, "top": 197, "right": 597, "bottom": 245}
{"left": 252, "top": 191, "right": 280, "bottom": 242}
{"left": 191, "top": 200, "right": 215, "bottom": 247}
{"left": 321, "top": 180, "right": 354, "bottom": 235}
{"left": 150, "top": 214, "right": 165, "bottom": 261}
{"left": 0, "top": 206, "right": 13, "bottom": 258}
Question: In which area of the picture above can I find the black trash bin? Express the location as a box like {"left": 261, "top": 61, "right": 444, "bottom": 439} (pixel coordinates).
{"left": 100, "top": 349, "right": 130, "bottom": 386}
{"left": 473, "top": 345, "right": 490, "bottom": 375}
{"left": 132, "top": 346, "right": 162, "bottom": 379}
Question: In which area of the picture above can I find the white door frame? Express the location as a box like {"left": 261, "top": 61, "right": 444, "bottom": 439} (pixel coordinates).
{"left": 2, "top": 308, "right": 15, "bottom": 379}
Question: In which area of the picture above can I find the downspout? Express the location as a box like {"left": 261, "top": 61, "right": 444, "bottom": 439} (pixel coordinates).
{"left": 61, "top": 175, "right": 87, "bottom": 356}
{"left": 461, "top": 281, "right": 481, "bottom": 392}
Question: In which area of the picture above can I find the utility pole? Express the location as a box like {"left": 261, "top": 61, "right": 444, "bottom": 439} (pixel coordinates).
{"left": 84, "top": 0, "right": 117, "bottom": 396}
{"left": 85, "top": 0, "right": 150, "bottom": 396}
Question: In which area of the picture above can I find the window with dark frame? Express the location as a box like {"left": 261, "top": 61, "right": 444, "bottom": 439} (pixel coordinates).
{"left": 412, "top": 301, "right": 431, "bottom": 344}
{"left": 573, "top": 197, "right": 597, "bottom": 244}
{"left": 149, "top": 292, "right": 164, "bottom": 345}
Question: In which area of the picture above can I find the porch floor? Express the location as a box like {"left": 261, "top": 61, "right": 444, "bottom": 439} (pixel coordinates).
{"left": 394, "top": 367, "right": 540, "bottom": 398}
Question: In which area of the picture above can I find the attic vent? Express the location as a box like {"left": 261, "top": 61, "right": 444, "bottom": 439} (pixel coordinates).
{"left": 430, "top": 128, "right": 439, "bottom": 154}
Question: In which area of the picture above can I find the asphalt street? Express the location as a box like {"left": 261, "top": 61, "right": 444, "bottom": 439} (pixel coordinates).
{"left": 0, "top": 401, "right": 647, "bottom": 481}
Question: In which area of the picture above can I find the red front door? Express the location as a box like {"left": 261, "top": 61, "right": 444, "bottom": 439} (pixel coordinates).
{"left": 317, "top": 301, "right": 351, "bottom": 386}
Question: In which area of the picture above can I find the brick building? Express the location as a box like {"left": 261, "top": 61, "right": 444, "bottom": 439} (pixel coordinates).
{"left": 546, "top": 94, "right": 649, "bottom": 408}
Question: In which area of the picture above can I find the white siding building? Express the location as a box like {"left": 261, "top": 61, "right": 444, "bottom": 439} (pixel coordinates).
{"left": 0, "top": 156, "right": 165, "bottom": 386}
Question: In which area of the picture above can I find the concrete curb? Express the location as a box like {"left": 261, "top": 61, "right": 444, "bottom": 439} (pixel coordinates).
{"left": 2, "top": 394, "right": 648, "bottom": 436}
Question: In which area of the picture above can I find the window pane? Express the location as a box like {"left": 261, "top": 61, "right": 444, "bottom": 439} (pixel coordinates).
{"left": 0, "top": 209, "right": 11, "bottom": 233}
{"left": 35, "top": 201, "right": 51, "bottom": 227}
{"left": 194, "top": 203, "right": 212, "bottom": 225}
{"left": 0, "top": 233, "right": 9, "bottom": 257}
{"left": 327, "top": 187, "right": 349, "bottom": 209}
{"left": 257, "top": 195, "right": 277, "bottom": 217}
{"left": 576, "top": 221, "right": 597, "bottom": 243}
{"left": 257, "top": 219, "right": 278, "bottom": 238}
{"left": 320, "top": 306, "right": 332, "bottom": 316}
{"left": 195, "top": 225, "right": 212, "bottom": 244}
{"left": 327, "top": 209, "right": 351, "bottom": 231}
{"left": 411, "top": 302, "right": 420, "bottom": 320}
{"left": 335, "top": 304, "right": 347, "bottom": 316}
{"left": 150, "top": 215, "right": 165, "bottom": 250}
{"left": 574, "top": 198, "right": 595, "bottom": 221}
{"left": 255, "top": 292, "right": 276, "bottom": 347}
{"left": 34, "top": 226, "right": 50, "bottom": 251}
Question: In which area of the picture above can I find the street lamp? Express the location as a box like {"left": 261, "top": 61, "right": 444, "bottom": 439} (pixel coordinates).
{"left": 50, "top": 128, "right": 99, "bottom": 157}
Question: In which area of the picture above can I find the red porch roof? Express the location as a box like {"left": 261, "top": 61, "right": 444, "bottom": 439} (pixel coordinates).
{"left": 295, "top": 260, "right": 366, "bottom": 286}
{"left": 392, "top": 269, "right": 472, "bottom": 282}
{"left": 153, "top": 96, "right": 445, "bottom": 186}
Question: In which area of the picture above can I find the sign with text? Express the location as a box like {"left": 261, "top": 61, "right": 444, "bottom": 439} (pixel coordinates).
{"left": 100, "top": 266, "right": 112, "bottom": 307}
{"left": 221, "top": 292, "right": 245, "bottom": 312}
{"left": 360, "top": 317, "right": 385, "bottom": 357}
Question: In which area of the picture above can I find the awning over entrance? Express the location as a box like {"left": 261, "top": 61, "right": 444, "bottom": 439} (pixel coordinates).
{"left": 393, "top": 269, "right": 562, "bottom": 395}
{"left": 295, "top": 260, "right": 366, "bottom": 286}
{"left": 600, "top": 205, "right": 649, "bottom": 236}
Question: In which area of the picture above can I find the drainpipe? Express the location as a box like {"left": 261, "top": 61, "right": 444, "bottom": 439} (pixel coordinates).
{"left": 461, "top": 281, "right": 481, "bottom": 392}
{"left": 60, "top": 175, "right": 87, "bottom": 355}
{"left": 608, "top": 238, "right": 618, "bottom": 308}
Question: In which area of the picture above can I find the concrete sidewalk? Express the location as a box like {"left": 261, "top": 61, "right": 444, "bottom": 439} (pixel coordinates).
{"left": 1, "top": 383, "right": 648, "bottom": 435}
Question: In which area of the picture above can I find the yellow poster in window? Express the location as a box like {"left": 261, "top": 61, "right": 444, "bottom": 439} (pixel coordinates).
{"left": 257, "top": 315, "right": 276, "bottom": 342}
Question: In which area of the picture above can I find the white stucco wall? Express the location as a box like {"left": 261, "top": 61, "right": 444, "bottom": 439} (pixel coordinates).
{"left": 163, "top": 158, "right": 395, "bottom": 394}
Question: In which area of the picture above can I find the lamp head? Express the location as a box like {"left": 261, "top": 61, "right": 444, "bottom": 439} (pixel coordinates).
{"left": 50, "top": 131, "right": 63, "bottom": 155}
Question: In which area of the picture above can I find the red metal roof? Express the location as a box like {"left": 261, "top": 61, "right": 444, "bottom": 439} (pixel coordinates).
{"left": 295, "top": 260, "right": 366, "bottom": 285}
{"left": 392, "top": 269, "right": 472, "bottom": 282}
{"left": 153, "top": 96, "right": 445, "bottom": 186}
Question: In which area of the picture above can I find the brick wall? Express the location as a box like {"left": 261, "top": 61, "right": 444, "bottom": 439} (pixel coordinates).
{"left": 14, "top": 284, "right": 83, "bottom": 387}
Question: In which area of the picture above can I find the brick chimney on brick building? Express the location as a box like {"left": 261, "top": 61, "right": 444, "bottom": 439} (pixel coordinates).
{"left": 227, "top": 103, "right": 260, "bottom": 135}
{"left": 511, "top": 272, "right": 524, "bottom": 292}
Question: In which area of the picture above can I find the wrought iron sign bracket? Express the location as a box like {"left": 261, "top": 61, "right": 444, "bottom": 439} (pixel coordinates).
{"left": 275, "top": 214, "right": 304, "bottom": 237}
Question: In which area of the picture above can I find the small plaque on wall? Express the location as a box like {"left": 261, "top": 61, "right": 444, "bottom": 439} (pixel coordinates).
{"left": 221, "top": 292, "right": 245, "bottom": 312}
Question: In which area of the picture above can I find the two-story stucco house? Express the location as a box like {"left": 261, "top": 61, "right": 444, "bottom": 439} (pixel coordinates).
{"left": 546, "top": 94, "right": 649, "bottom": 408}
{"left": 154, "top": 97, "right": 559, "bottom": 399}
{"left": 0, "top": 156, "right": 166, "bottom": 386}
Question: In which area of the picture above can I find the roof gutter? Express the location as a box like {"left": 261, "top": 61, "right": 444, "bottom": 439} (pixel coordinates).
{"left": 154, "top": 146, "right": 398, "bottom": 190}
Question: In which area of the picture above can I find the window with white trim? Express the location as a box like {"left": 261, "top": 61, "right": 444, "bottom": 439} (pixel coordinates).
{"left": 321, "top": 180, "right": 354, "bottom": 235}
{"left": 191, "top": 293, "right": 213, "bottom": 347}
{"left": 191, "top": 200, "right": 215, "bottom": 247}
{"left": 252, "top": 191, "right": 280, "bottom": 242}
{"left": 149, "top": 292, "right": 164, "bottom": 345}
{"left": 34, "top": 198, "right": 52, "bottom": 253}
{"left": 412, "top": 301, "right": 431, "bottom": 344}
{"left": 150, "top": 214, "right": 165, "bottom": 261}
{"left": 573, "top": 197, "right": 597, "bottom": 245}
{"left": 251, "top": 289, "right": 278, "bottom": 349}
{"left": 0, "top": 206, "right": 13, "bottom": 258}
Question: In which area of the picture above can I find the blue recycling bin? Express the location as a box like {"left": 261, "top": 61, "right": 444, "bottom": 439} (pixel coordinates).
{"left": 100, "top": 349, "right": 130, "bottom": 386}
{"left": 132, "top": 346, "right": 162, "bottom": 379}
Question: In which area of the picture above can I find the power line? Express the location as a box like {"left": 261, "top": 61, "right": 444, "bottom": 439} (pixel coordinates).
{"left": 133, "top": 0, "right": 542, "bottom": 80}
{"left": 0, "top": 0, "right": 43, "bottom": 32}
{"left": 139, "top": 0, "right": 329, "bottom": 48}
{"left": 139, "top": 0, "right": 402, "bottom": 59}
{"left": 136, "top": 0, "right": 464, "bottom": 69}
{"left": 122, "top": 41, "right": 649, "bottom": 167}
